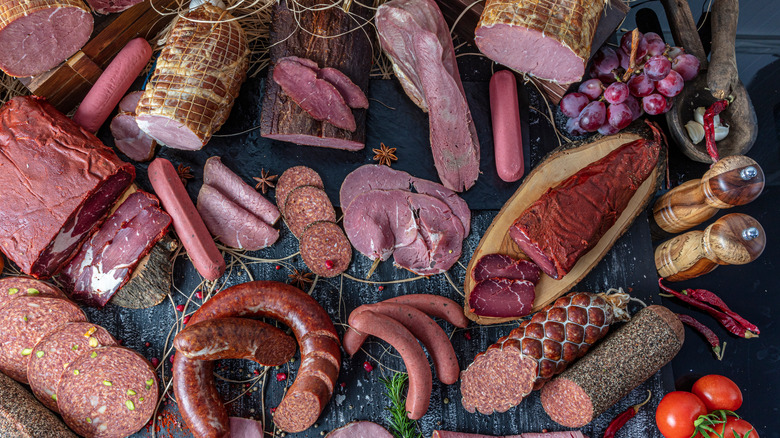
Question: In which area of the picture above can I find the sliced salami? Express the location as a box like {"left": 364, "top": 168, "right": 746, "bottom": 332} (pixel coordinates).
{"left": 300, "top": 221, "right": 352, "bottom": 277}
{"left": 0, "top": 296, "right": 86, "bottom": 383}
{"left": 471, "top": 254, "right": 541, "bottom": 284}
{"left": 58, "top": 346, "right": 158, "bottom": 438}
{"left": 27, "top": 322, "right": 117, "bottom": 412}
{"left": 0, "top": 277, "right": 66, "bottom": 309}
{"left": 276, "top": 166, "right": 324, "bottom": 216}
{"left": 468, "top": 278, "right": 536, "bottom": 318}
{"left": 284, "top": 186, "right": 336, "bottom": 238}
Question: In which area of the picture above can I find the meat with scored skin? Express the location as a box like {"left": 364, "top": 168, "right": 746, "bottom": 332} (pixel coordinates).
{"left": 111, "top": 91, "right": 156, "bottom": 162}
{"left": 0, "top": 277, "right": 66, "bottom": 307}
{"left": 471, "top": 253, "right": 541, "bottom": 284}
{"left": 276, "top": 166, "right": 324, "bottom": 217}
{"left": 0, "top": 96, "right": 135, "bottom": 279}
{"left": 0, "top": 372, "right": 78, "bottom": 437}
{"left": 272, "top": 57, "right": 356, "bottom": 131}
{"left": 468, "top": 278, "right": 535, "bottom": 318}
{"left": 197, "top": 184, "right": 280, "bottom": 250}
{"left": 84, "top": 0, "right": 143, "bottom": 13}
{"left": 376, "top": 0, "right": 480, "bottom": 192}
{"left": 0, "top": 296, "right": 87, "bottom": 383}
{"left": 509, "top": 127, "right": 663, "bottom": 279}
{"left": 204, "top": 156, "right": 280, "bottom": 226}
{"left": 326, "top": 421, "right": 394, "bottom": 438}
{"left": 60, "top": 191, "right": 172, "bottom": 308}
{"left": 460, "top": 292, "right": 630, "bottom": 414}
{"left": 475, "top": 0, "right": 604, "bottom": 84}
{"left": 0, "top": 0, "right": 92, "bottom": 77}
{"left": 27, "top": 322, "right": 117, "bottom": 412}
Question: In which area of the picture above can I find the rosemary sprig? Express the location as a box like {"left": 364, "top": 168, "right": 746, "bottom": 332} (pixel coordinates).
{"left": 379, "top": 372, "right": 423, "bottom": 438}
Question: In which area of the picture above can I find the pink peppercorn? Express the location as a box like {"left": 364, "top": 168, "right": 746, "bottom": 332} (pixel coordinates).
{"left": 276, "top": 372, "right": 287, "bottom": 381}
{"left": 363, "top": 361, "right": 374, "bottom": 372}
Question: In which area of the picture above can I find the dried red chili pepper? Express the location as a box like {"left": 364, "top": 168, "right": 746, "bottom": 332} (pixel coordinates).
{"left": 684, "top": 288, "right": 760, "bottom": 334}
{"left": 677, "top": 313, "right": 725, "bottom": 360}
{"left": 604, "top": 390, "right": 652, "bottom": 438}
{"left": 703, "top": 99, "right": 729, "bottom": 163}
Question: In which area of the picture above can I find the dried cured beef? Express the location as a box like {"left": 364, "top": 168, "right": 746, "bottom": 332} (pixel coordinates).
{"left": 27, "top": 322, "right": 117, "bottom": 412}
{"left": 468, "top": 278, "right": 535, "bottom": 318}
{"left": 197, "top": 185, "right": 280, "bottom": 250}
{"left": 300, "top": 221, "right": 353, "bottom": 278}
{"left": 203, "top": 156, "right": 280, "bottom": 226}
{"left": 58, "top": 346, "right": 158, "bottom": 438}
{"left": 0, "top": 96, "right": 135, "bottom": 279}
{"left": 0, "top": 296, "right": 87, "bottom": 383}
{"left": 471, "top": 254, "right": 541, "bottom": 284}
{"left": 60, "top": 191, "right": 171, "bottom": 307}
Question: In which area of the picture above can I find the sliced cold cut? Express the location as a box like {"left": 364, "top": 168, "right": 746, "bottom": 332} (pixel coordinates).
{"left": 326, "top": 421, "right": 394, "bottom": 438}
{"left": 197, "top": 184, "right": 280, "bottom": 250}
{"left": 58, "top": 346, "right": 158, "bottom": 438}
{"left": 471, "top": 254, "right": 541, "bottom": 284}
{"left": 230, "top": 417, "right": 264, "bottom": 438}
{"left": 0, "top": 296, "right": 87, "bottom": 383}
{"left": 85, "top": 0, "right": 144, "bottom": 14}
{"left": 111, "top": 91, "right": 156, "bottom": 162}
{"left": 343, "top": 189, "right": 418, "bottom": 262}
{"left": 203, "top": 156, "right": 280, "bottom": 226}
{"left": 0, "top": 277, "right": 66, "bottom": 308}
{"left": 283, "top": 186, "right": 337, "bottom": 238}
{"left": 0, "top": 96, "right": 135, "bottom": 279}
{"left": 0, "top": 371, "right": 78, "bottom": 437}
{"left": 60, "top": 191, "right": 172, "bottom": 307}
{"left": 319, "top": 67, "right": 369, "bottom": 109}
{"left": 300, "top": 221, "right": 352, "bottom": 277}
{"left": 468, "top": 278, "right": 535, "bottom": 318}
{"left": 541, "top": 305, "right": 683, "bottom": 427}
{"left": 27, "top": 322, "right": 117, "bottom": 412}
{"left": 276, "top": 166, "right": 324, "bottom": 217}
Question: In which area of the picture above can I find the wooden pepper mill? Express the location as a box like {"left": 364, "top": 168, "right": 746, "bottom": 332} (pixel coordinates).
{"left": 655, "top": 213, "right": 765, "bottom": 281}
{"left": 653, "top": 155, "right": 764, "bottom": 234}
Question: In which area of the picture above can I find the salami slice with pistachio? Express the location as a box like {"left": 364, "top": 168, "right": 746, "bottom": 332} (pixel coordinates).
{"left": 27, "top": 322, "right": 118, "bottom": 412}
{"left": 58, "top": 346, "right": 158, "bottom": 438}
{"left": 0, "top": 277, "right": 66, "bottom": 309}
{"left": 0, "top": 296, "right": 87, "bottom": 383}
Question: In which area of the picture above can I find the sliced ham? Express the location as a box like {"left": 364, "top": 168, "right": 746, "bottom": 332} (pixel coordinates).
{"left": 111, "top": 91, "right": 157, "bottom": 162}
{"left": 471, "top": 254, "right": 541, "bottom": 284}
{"left": 326, "top": 421, "right": 393, "bottom": 438}
{"left": 229, "top": 417, "right": 264, "bottom": 438}
{"left": 318, "top": 68, "right": 369, "bottom": 109}
{"left": 467, "top": 278, "right": 535, "bottom": 318}
{"left": 343, "top": 190, "right": 418, "bottom": 262}
{"left": 197, "top": 185, "right": 280, "bottom": 251}
{"left": 203, "top": 157, "right": 280, "bottom": 226}
{"left": 85, "top": 0, "right": 144, "bottom": 14}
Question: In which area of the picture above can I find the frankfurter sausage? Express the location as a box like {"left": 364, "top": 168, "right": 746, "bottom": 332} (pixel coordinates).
{"left": 384, "top": 294, "right": 469, "bottom": 328}
{"left": 489, "top": 70, "right": 524, "bottom": 182}
{"left": 148, "top": 158, "right": 225, "bottom": 281}
{"left": 73, "top": 38, "right": 152, "bottom": 133}
{"left": 173, "top": 317, "right": 296, "bottom": 366}
{"left": 349, "top": 310, "right": 432, "bottom": 420}
{"left": 344, "top": 303, "right": 459, "bottom": 384}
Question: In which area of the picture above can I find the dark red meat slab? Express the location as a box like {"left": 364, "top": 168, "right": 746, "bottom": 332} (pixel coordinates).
{"left": 468, "top": 278, "right": 535, "bottom": 318}
{"left": 471, "top": 253, "right": 541, "bottom": 284}
{"left": 0, "top": 96, "right": 135, "bottom": 279}
{"left": 509, "top": 133, "right": 661, "bottom": 279}
{"left": 60, "top": 191, "right": 171, "bottom": 307}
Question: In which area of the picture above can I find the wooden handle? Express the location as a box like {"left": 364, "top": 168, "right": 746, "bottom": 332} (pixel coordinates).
{"left": 653, "top": 179, "right": 718, "bottom": 234}
{"left": 655, "top": 229, "right": 718, "bottom": 281}
{"left": 704, "top": 213, "right": 765, "bottom": 265}
{"left": 707, "top": 0, "right": 740, "bottom": 100}
{"left": 701, "top": 155, "right": 764, "bottom": 209}
{"left": 660, "top": 0, "right": 708, "bottom": 67}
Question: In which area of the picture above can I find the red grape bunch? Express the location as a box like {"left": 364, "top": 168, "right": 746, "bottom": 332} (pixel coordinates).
{"left": 560, "top": 30, "right": 700, "bottom": 136}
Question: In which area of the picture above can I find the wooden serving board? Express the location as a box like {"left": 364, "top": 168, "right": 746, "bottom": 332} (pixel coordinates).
{"left": 464, "top": 123, "right": 666, "bottom": 325}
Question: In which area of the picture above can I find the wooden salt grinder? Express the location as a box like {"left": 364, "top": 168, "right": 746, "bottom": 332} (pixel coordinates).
{"left": 655, "top": 213, "right": 765, "bottom": 281}
{"left": 653, "top": 156, "right": 764, "bottom": 234}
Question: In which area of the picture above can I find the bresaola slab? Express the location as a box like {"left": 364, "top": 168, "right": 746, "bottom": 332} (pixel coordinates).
{"left": 468, "top": 253, "right": 541, "bottom": 318}
{"left": 472, "top": 254, "right": 540, "bottom": 284}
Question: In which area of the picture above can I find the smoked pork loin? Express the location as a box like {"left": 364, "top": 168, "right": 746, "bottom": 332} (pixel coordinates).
{"left": 0, "top": 96, "right": 135, "bottom": 279}
{"left": 136, "top": 4, "right": 249, "bottom": 150}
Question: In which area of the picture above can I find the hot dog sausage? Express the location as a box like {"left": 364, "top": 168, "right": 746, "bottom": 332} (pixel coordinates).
{"left": 383, "top": 294, "right": 469, "bottom": 328}
{"left": 349, "top": 310, "right": 432, "bottom": 420}
{"left": 344, "top": 303, "right": 459, "bottom": 384}
{"left": 173, "top": 317, "right": 296, "bottom": 366}
{"left": 148, "top": 158, "right": 225, "bottom": 281}
{"left": 489, "top": 69, "right": 524, "bottom": 182}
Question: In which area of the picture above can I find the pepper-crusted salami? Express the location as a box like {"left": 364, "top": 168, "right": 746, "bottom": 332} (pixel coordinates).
{"left": 58, "top": 346, "right": 159, "bottom": 438}
{"left": 284, "top": 185, "right": 337, "bottom": 238}
{"left": 27, "top": 322, "right": 117, "bottom": 412}
{"left": 0, "top": 296, "right": 87, "bottom": 383}
{"left": 540, "top": 305, "right": 684, "bottom": 427}
{"left": 300, "top": 221, "right": 352, "bottom": 277}
{"left": 0, "top": 277, "right": 66, "bottom": 307}
{"left": 276, "top": 166, "right": 324, "bottom": 216}
{"left": 0, "top": 372, "right": 78, "bottom": 437}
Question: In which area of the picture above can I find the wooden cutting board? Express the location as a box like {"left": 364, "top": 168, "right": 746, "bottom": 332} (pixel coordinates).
{"left": 463, "top": 123, "right": 667, "bottom": 325}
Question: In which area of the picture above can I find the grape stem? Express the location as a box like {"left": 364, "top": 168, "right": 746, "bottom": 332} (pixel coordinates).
{"left": 622, "top": 29, "right": 641, "bottom": 82}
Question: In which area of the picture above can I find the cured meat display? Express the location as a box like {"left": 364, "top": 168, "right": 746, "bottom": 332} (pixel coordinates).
{"left": 0, "top": 371, "right": 78, "bottom": 437}
{"left": 136, "top": 4, "right": 249, "bottom": 150}
{"left": 474, "top": 0, "right": 604, "bottom": 84}
{"left": 460, "top": 291, "right": 631, "bottom": 414}
{"left": 110, "top": 91, "right": 157, "bottom": 162}
{"left": 260, "top": 0, "right": 372, "bottom": 150}
{"left": 0, "top": 0, "right": 92, "bottom": 77}
{"left": 376, "top": 0, "right": 481, "bottom": 192}
{"left": 509, "top": 125, "right": 663, "bottom": 279}
{"left": 0, "top": 97, "right": 136, "bottom": 279}
{"left": 60, "top": 191, "right": 172, "bottom": 307}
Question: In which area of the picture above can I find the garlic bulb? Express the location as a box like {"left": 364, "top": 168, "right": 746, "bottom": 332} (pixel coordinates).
{"left": 714, "top": 125, "right": 730, "bottom": 141}
{"left": 685, "top": 121, "right": 705, "bottom": 144}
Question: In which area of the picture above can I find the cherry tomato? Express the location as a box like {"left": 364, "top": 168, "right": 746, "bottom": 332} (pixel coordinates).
{"left": 698, "top": 417, "right": 759, "bottom": 438}
{"left": 656, "top": 391, "right": 708, "bottom": 438}
{"left": 692, "top": 375, "right": 743, "bottom": 412}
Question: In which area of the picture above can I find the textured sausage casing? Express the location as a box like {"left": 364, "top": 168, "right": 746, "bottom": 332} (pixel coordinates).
{"left": 173, "top": 281, "right": 339, "bottom": 435}
{"left": 383, "top": 294, "right": 469, "bottom": 328}
{"left": 540, "top": 305, "right": 684, "bottom": 427}
{"left": 173, "top": 317, "right": 296, "bottom": 366}
{"left": 489, "top": 70, "right": 524, "bottom": 182}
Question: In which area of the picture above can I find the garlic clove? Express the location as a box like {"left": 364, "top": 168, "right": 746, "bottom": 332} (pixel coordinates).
{"left": 685, "top": 121, "right": 705, "bottom": 144}
{"left": 714, "top": 125, "right": 729, "bottom": 141}
{"left": 694, "top": 107, "right": 705, "bottom": 125}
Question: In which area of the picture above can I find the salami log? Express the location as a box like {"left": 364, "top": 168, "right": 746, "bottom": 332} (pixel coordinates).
{"left": 260, "top": 0, "right": 372, "bottom": 151}
{"left": 540, "top": 305, "right": 684, "bottom": 427}
{"left": 0, "top": 371, "right": 78, "bottom": 437}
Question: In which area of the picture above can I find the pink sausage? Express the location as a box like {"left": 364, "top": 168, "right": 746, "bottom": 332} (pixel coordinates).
{"left": 489, "top": 70, "right": 524, "bottom": 182}
{"left": 148, "top": 158, "right": 225, "bottom": 281}
{"left": 73, "top": 38, "right": 152, "bottom": 133}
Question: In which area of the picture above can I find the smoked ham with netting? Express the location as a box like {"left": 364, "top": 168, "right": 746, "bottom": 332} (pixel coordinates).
{"left": 475, "top": 0, "right": 604, "bottom": 84}
{"left": 136, "top": 4, "right": 248, "bottom": 150}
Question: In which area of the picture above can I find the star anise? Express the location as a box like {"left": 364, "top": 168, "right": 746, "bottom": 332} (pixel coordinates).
{"left": 288, "top": 268, "right": 314, "bottom": 290}
{"left": 372, "top": 143, "right": 398, "bottom": 167}
{"left": 253, "top": 169, "right": 277, "bottom": 194}
{"left": 177, "top": 164, "right": 194, "bottom": 186}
